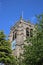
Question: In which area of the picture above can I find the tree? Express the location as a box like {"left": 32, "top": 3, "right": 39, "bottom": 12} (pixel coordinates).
{"left": 22, "top": 14, "right": 43, "bottom": 65}
{"left": 0, "top": 31, "right": 16, "bottom": 65}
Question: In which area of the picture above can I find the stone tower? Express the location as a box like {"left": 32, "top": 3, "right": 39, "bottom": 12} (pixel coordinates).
{"left": 9, "top": 17, "right": 34, "bottom": 58}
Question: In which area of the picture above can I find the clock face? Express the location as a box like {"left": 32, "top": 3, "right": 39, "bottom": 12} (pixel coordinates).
{"left": 11, "top": 40, "right": 16, "bottom": 50}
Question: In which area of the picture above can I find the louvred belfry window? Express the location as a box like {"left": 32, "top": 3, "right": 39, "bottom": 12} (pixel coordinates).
{"left": 15, "top": 32, "right": 17, "bottom": 39}
{"left": 13, "top": 32, "right": 15, "bottom": 41}
{"left": 13, "top": 31, "right": 17, "bottom": 41}
{"left": 30, "top": 29, "right": 33, "bottom": 37}
{"left": 26, "top": 28, "right": 29, "bottom": 37}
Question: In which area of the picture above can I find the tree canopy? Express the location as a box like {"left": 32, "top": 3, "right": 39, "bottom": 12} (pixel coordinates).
{"left": 0, "top": 31, "right": 16, "bottom": 65}
{"left": 22, "top": 14, "right": 43, "bottom": 65}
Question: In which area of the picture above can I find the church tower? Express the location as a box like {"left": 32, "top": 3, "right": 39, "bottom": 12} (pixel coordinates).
{"left": 9, "top": 16, "right": 34, "bottom": 58}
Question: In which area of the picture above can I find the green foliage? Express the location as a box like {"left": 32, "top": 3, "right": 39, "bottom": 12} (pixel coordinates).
{"left": 0, "top": 31, "right": 16, "bottom": 65}
{"left": 22, "top": 14, "right": 43, "bottom": 65}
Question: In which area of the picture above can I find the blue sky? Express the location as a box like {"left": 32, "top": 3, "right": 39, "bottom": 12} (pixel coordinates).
{"left": 0, "top": 0, "right": 43, "bottom": 36}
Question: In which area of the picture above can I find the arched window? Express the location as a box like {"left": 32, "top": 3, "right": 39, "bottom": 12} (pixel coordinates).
{"left": 30, "top": 29, "right": 33, "bottom": 37}
{"left": 26, "top": 28, "right": 29, "bottom": 38}
{"left": 13, "top": 32, "right": 17, "bottom": 41}
{"left": 15, "top": 32, "right": 17, "bottom": 39}
{"left": 13, "top": 32, "right": 15, "bottom": 41}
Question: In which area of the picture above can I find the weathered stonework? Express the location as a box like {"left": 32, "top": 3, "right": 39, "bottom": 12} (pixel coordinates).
{"left": 9, "top": 18, "right": 34, "bottom": 58}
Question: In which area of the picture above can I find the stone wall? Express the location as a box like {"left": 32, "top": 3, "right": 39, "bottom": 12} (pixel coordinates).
{"left": 9, "top": 19, "right": 34, "bottom": 58}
